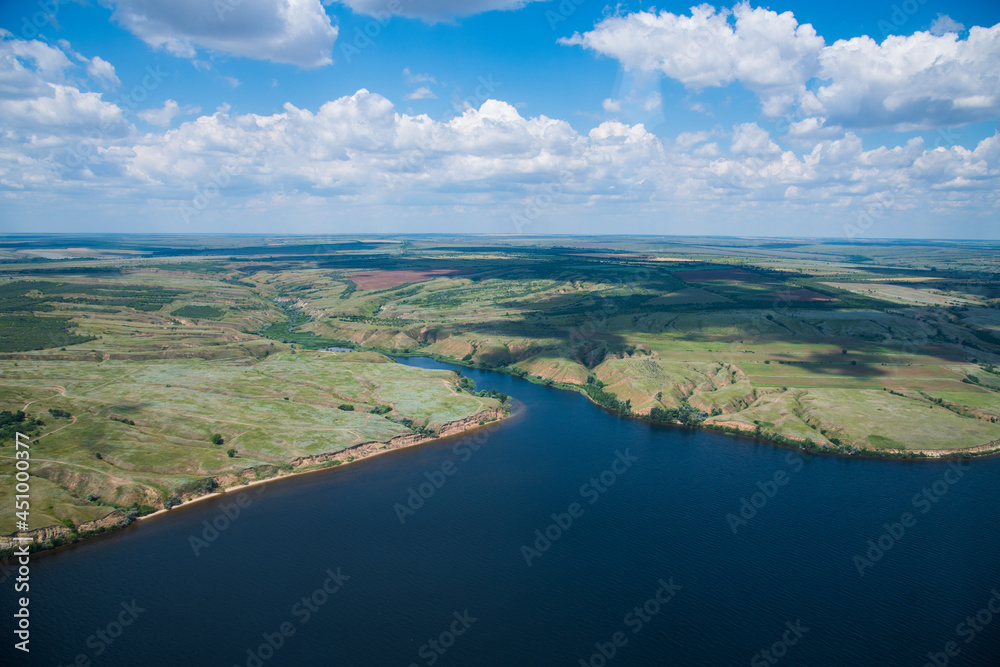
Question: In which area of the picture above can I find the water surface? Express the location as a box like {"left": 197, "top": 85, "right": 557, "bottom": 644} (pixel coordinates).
{"left": 4, "top": 358, "right": 1000, "bottom": 666}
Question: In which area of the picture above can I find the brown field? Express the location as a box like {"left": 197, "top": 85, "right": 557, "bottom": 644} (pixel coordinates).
{"left": 349, "top": 269, "right": 463, "bottom": 290}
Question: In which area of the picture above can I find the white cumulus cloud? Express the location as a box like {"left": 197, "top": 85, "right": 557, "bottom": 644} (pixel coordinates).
{"left": 1, "top": 50, "right": 997, "bottom": 234}
{"left": 561, "top": 3, "right": 824, "bottom": 116}
{"left": 85, "top": 56, "right": 120, "bottom": 89}
{"left": 930, "top": 14, "right": 965, "bottom": 36}
{"left": 802, "top": 25, "right": 1000, "bottom": 131}
{"left": 405, "top": 86, "right": 436, "bottom": 100}
{"left": 338, "top": 0, "right": 544, "bottom": 22}
{"left": 138, "top": 99, "right": 200, "bottom": 126}
{"left": 99, "top": 0, "right": 338, "bottom": 68}
{"left": 562, "top": 3, "right": 1000, "bottom": 131}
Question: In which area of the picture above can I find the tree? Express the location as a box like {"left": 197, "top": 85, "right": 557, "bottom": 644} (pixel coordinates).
{"left": 210, "top": 433, "right": 224, "bottom": 445}
{"left": 337, "top": 404, "right": 354, "bottom": 411}
{"left": 227, "top": 448, "right": 238, "bottom": 458}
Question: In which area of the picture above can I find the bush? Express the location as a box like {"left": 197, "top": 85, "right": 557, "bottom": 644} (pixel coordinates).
{"left": 649, "top": 402, "right": 707, "bottom": 426}
{"left": 338, "top": 404, "right": 354, "bottom": 411}
{"left": 0, "top": 409, "right": 44, "bottom": 442}
{"left": 210, "top": 433, "right": 224, "bottom": 445}
{"left": 227, "top": 448, "right": 238, "bottom": 458}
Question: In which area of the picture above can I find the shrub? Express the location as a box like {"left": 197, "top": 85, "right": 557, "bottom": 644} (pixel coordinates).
{"left": 338, "top": 404, "right": 354, "bottom": 411}
{"left": 210, "top": 433, "right": 224, "bottom": 445}
{"left": 227, "top": 448, "right": 238, "bottom": 458}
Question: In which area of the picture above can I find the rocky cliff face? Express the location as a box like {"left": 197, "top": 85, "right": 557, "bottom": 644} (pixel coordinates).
{"left": 2, "top": 408, "right": 507, "bottom": 552}
{"left": 0, "top": 510, "right": 127, "bottom": 550}
{"left": 289, "top": 408, "right": 504, "bottom": 471}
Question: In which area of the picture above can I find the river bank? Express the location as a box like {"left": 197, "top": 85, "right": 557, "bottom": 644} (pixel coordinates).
{"left": 0, "top": 406, "right": 507, "bottom": 558}
{"left": 390, "top": 351, "right": 1000, "bottom": 461}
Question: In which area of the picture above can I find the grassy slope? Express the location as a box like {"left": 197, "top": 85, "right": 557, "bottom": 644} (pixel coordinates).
{"left": 2, "top": 236, "right": 1000, "bottom": 533}
{"left": 286, "top": 240, "right": 1000, "bottom": 454}
{"left": 0, "top": 264, "right": 502, "bottom": 533}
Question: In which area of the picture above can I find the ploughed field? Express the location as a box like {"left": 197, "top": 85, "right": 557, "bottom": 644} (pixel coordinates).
{"left": 1, "top": 234, "right": 999, "bottom": 536}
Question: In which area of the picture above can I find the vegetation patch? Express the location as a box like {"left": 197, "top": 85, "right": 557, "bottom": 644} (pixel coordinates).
{"left": 0, "top": 314, "right": 97, "bottom": 352}
{"left": 171, "top": 305, "right": 225, "bottom": 319}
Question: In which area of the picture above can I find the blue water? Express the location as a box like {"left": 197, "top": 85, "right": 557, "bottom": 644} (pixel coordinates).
{"left": 4, "top": 358, "right": 1000, "bottom": 666}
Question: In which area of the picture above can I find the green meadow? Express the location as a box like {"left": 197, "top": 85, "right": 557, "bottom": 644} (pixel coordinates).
{"left": 1, "top": 234, "right": 999, "bottom": 534}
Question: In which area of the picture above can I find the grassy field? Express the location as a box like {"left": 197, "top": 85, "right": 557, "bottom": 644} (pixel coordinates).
{"left": 0, "top": 252, "right": 506, "bottom": 535}
{"left": 2, "top": 234, "right": 999, "bottom": 536}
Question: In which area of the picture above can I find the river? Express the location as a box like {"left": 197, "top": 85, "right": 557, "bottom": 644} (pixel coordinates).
{"left": 4, "top": 357, "right": 1000, "bottom": 666}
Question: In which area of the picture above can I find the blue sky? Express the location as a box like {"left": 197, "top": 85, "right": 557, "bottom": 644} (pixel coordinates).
{"left": 0, "top": 0, "right": 998, "bottom": 238}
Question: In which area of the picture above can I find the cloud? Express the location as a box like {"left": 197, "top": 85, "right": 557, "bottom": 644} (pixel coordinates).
{"left": 561, "top": 3, "right": 824, "bottom": 116}
{"left": 675, "top": 130, "right": 712, "bottom": 149}
{"left": 0, "top": 35, "right": 125, "bottom": 135}
{"left": 1, "top": 64, "right": 997, "bottom": 231}
{"left": 224, "top": 76, "right": 240, "bottom": 87}
{"left": 642, "top": 92, "right": 662, "bottom": 111}
{"left": 403, "top": 68, "right": 436, "bottom": 85}
{"left": 730, "top": 122, "right": 780, "bottom": 157}
{"left": 802, "top": 26, "right": 1000, "bottom": 131}
{"left": 86, "top": 56, "right": 121, "bottom": 89}
{"left": 138, "top": 99, "right": 200, "bottom": 126}
{"left": 99, "top": 0, "right": 338, "bottom": 68}
{"left": 338, "top": 0, "right": 544, "bottom": 22}
{"left": 930, "top": 14, "right": 965, "bottom": 36}
{"left": 404, "top": 86, "right": 436, "bottom": 100}
{"left": 602, "top": 98, "right": 622, "bottom": 113}
{"left": 0, "top": 30, "right": 74, "bottom": 98}
{"left": 562, "top": 3, "right": 1000, "bottom": 131}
